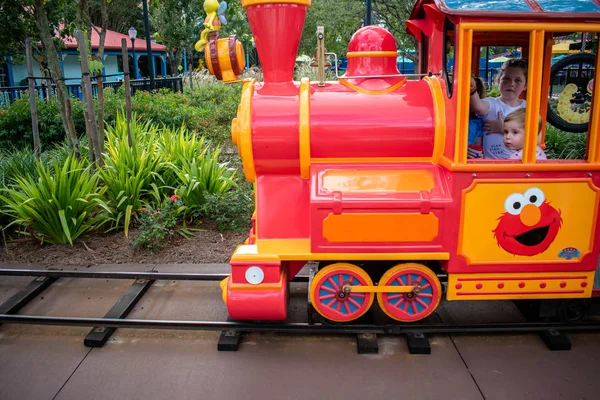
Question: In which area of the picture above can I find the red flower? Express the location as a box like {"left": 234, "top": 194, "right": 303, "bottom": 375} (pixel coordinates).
{"left": 141, "top": 207, "right": 146, "bottom": 212}
{"left": 169, "top": 194, "right": 181, "bottom": 203}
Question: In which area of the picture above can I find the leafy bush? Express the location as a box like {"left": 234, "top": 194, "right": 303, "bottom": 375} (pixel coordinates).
{"left": 0, "top": 94, "right": 85, "bottom": 150}
{"left": 202, "top": 181, "right": 254, "bottom": 233}
{"left": 133, "top": 195, "right": 185, "bottom": 250}
{"left": 0, "top": 153, "right": 107, "bottom": 244}
{"left": 100, "top": 114, "right": 167, "bottom": 234}
{"left": 1, "top": 81, "right": 241, "bottom": 151}
{"left": 544, "top": 125, "right": 587, "bottom": 159}
{"left": 0, "top": 147, "right": 39, "bottom": 185}
{"left": 173, "top": 149, "right": 236, "bottom": 217}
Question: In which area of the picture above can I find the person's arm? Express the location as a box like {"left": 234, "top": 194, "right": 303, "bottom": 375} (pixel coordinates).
{"left": 469, "top": 77, "right": 490, "bottom": 116}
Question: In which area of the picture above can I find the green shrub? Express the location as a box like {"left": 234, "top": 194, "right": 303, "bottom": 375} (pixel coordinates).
{"left": 202, "top": 181, "right": 254, "bottom": 233}
{"left": 172, "top": 147, "right": 236, "bottom": 217}
{"left": 0, "top": 94, "right": 85, "bottom": 150}
{"left": 100, "top": 113, "right": 167, "bottom": 234}
{"left": 0, "top": 147, "right": 38, "bottom": 185}
{"left": 0, "top": 153, "right": 107, "bottom": 244}
{"left": 133, "top": 195, "right": 185, "bottom": 250}
{"left": 544, "top": 125, "right": 587, "bottom": 159}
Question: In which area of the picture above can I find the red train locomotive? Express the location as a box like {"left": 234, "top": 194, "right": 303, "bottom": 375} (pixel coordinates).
{"left": 200, "top": 0, "right": 600, "bottom": 323}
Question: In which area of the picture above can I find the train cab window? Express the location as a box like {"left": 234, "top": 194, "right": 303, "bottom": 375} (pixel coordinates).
{"left": 443, "top": 19, "right": 455, "bottom": 98}
{"left": 544, "top": 32, "right": 598, "bottom": 161}
{"left": 465, "top": 29, "right": 598, "bottom": 164}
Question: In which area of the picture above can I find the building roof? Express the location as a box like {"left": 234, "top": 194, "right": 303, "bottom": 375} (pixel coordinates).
{"left": 62, "top": 27, "right": 167, "bottom": 52}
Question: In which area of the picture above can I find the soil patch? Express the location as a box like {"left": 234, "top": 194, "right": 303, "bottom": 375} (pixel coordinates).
{"left": 0, "top": 222, "right": 245, "bottom": 265}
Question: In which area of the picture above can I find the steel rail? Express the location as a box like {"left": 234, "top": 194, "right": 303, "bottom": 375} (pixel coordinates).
{"left": 1, "top": 314, "right": 599, "bottom": 335}
{"left": 0, "top": 269, "right": 310, "bottom": 282}
{"left": 0, "top": 268, "right": 446, "bottom": 282}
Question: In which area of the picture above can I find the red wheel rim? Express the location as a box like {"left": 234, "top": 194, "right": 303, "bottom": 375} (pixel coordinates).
{"left": 311, "top": 265, "right": 373, "bottom": 322}
{"left": 379, "top": 267, "right": 441, "bottom": 322}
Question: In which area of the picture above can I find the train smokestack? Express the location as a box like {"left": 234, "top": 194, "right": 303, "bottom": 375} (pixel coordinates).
{"left": 242, "top": 0, "right": 311, "bottom": 84}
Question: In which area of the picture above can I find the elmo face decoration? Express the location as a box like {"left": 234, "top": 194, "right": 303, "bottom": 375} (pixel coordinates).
{"left": 493, "top": 188, "right": 562, "bottom": 256}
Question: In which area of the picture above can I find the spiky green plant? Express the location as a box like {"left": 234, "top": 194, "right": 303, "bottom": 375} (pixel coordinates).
{"left": 100, "top": 113, "right": 167, "bottom": 234}
{"left": 156, "top": 124, "right": 207, "bottom": 191}
{"left": 544, "top": 125, "right": 588, "bottom": 160}
{"left": 0, "top": 147, "right": 38, "bottom": 185}
{"left": 172, "top": 147, "right": 236, "bottom": 216}
{"left": 0, "top": 153, "right": 108, "bottom": 244}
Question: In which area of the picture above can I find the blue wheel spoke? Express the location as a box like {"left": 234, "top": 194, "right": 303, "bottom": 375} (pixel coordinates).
{"left": 410, "top": 302, "right": 418, "bottom": 315}
{"left": 343, "top": 302, "right": 351, "bottom": 315}
{"left": 327, "top": 277, "right": 338, "bottom": 290}
{"left": 348, "top": 298, "right": 361, "bottom": 308}
{"left": 321, "top": 286, "right": 336, "bottom": 293}
{"left": 415, "top": 298, "right": 429, "bottom": 308}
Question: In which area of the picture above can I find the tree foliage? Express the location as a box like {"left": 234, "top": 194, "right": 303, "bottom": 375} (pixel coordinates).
{"left": 298, "top": 0, "right": 364, "bottom": 57}
{"left": 150, "top": 0, "right": 203, "bottom": 74}
{"left": 373, "top": 0, "right": 418, "bottom": 61}
{"left": 89, "top": 0, "right": 144, "bottom": 35}
{"left": 0, "top": 1, "right": 36, "bottom": 63}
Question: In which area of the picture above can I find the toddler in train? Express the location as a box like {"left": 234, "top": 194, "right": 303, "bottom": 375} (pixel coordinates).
{"left": 503, "top": 108, "right": 547, "bottom": 160}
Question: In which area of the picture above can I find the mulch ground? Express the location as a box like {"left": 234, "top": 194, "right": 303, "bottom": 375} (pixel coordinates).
{"left": 0, "top": 221, "right": 245, "bottom": 265}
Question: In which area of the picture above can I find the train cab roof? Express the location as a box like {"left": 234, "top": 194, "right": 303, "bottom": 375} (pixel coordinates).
{"left": 410, "top": 0, "right": 600, "bottom": 20}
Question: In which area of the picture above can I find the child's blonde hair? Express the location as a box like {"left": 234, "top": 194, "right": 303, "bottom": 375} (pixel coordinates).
{"left": 504, "top": 108, "right": 542, "bottom": 133}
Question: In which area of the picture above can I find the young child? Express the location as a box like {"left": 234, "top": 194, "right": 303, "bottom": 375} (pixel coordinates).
{"left": 503, "top": 108, "right": 547, "bottom": 160}
{"left": 467, "top": 77, "right": 486, "bottom": 159}
{"left": 470, "top": 59, "right": 528, "bottom": 159}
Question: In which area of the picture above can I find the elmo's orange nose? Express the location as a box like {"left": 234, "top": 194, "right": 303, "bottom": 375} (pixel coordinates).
{"left": 520, "top": 204, "right": 541, "bottom": 226}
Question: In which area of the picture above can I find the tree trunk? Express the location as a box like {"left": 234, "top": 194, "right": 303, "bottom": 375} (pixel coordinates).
{"left": 33, "top": 0, "right": 81, "bottom": 158}
{"left": 77, "top": 30, "right": 103, "bottom": 167}
{"left": 95, "top": 0, "right": 108, "bottom": 153}
{"left": 168, "top": 50, "right": 184, "bottom": 77}
{"left": 25, "top": 38, "right": 40, "bottom": 156}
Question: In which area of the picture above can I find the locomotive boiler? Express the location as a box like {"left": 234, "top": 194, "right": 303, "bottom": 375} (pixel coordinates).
{"left": 201, "top": 0, "right": 600, "bottom": 324}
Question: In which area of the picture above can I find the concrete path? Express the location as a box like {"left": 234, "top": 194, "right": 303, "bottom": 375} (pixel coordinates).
{"left": 0, "top": 264, "right": 598, "bottom": 400}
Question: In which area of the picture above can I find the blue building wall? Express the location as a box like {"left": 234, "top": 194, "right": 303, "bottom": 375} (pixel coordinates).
{"left": 6, "top": 50, "right": 166, "bottom": 87}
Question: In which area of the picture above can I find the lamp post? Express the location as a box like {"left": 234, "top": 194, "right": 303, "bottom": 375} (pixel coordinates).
{"left": 142, "top": 0, "right": 155, "bottom": 90}
{"left": 128, "top": 27, "right": 138, "bottom": 79}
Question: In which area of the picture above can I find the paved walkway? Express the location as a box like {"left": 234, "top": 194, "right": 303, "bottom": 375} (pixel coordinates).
{"left": 0, "top": 264, "right": 598, "bottom": 400}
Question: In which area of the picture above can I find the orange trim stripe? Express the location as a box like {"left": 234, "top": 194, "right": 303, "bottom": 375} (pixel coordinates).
{"left": 338, "top": 78, "right": 406, "bottom": 95}
{"left": 346, "top": 51, "right": 398, "bottom": 58}
{"left": 241, "top": 0, "right": 311, "bottom": 7}
{"left": 299, "top": 77, "right": 311, "bottom": 179}
{"left": 424, "top": 76, "right": 446, "bottom": 164}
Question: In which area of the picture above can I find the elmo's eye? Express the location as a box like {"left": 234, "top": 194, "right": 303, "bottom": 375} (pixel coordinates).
{"left": 504, "top": 193, "right": 526, "bottom": 215}
{"left": 524, "top": 187, "right": 544, "bottom": 207}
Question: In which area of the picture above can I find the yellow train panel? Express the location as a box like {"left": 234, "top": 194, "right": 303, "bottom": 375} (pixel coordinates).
{"left": 447, "top": 272, "right": 594, "bottom": 300}
{"left": 458, "top": 179, "right": 599, "bottom": 265}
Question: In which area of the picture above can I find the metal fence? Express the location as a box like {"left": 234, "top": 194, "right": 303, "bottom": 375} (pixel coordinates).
{"left": 0, "top": 77, "right": 184, "bottom": 107}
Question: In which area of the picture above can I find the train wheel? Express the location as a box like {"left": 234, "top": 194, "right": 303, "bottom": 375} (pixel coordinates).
{"left": 309, "top": 263, "right": 374, "bottom": 322}
{"left": 377, "top": 263, "right": 441, "bottom": 322}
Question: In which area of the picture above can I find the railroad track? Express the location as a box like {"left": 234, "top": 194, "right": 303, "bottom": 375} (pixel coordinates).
{"left": 1, "top": 267, "right": 599, "bottom": 354}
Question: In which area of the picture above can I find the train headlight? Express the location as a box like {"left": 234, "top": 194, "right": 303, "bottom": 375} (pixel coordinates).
{"left": 245, "top": 266, "right": 264, "bottom": 285}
